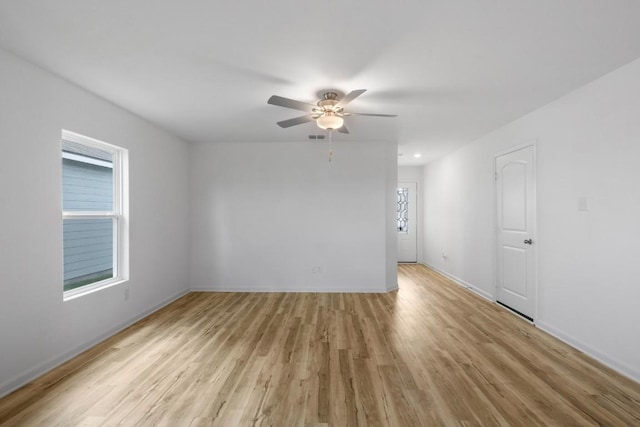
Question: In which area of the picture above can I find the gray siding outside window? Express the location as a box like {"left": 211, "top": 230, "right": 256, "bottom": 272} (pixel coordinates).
{"left": 63, "top": 219, "right": 113, "bottom": 283}
{"left": 62, "top": 158, "right": 113, "bottom": 211}
{"left": 62, "top": 158, "right": 113, "bottom": 287}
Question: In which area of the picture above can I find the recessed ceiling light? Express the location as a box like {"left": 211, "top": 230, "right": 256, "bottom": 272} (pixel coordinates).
{"left": 413, "top": 153, "right": 422, "bottom": 158}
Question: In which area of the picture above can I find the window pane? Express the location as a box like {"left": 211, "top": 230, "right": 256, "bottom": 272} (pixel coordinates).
{"left": 63, "top": 218, "right": 114, "bottom": 291}
{"left": 397, "top": 187, "right": 409, "bottom": 233}
{"left": 62, "top": 140, "right": 113, "bottom": 211}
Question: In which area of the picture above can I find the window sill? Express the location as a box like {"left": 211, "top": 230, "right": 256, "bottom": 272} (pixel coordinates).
{"left": 63, "top": 277, "right": 128, "bottom": 301}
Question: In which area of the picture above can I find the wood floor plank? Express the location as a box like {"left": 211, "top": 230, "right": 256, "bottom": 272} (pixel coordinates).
{"left": 1, "top": 264, "right": 640, "bottom": 426}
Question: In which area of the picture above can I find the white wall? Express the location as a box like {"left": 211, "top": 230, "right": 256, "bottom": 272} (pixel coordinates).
{"left": 0, "top": 49, "right": 191, "bottom": 397}
{"left": 398, "top": 166, "right": 423, "bottom": 183}
{"left": 189, "top": 141, "right": 397, "bottom": 292}
{"left": 422, "top": 57, "right": 640, "bottom": 382}
{"left": 399, "top": 166, "right": 424, "bottom": 262}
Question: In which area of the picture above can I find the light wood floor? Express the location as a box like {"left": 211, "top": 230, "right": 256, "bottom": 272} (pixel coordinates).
{"left": 1, "top": 264, "right": 639, "bottom": 426}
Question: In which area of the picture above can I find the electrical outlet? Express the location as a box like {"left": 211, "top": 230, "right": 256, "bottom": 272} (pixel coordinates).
{"left": 578, "top": 197, "right": 590, "bottom": 212}
{"left": 311, "top": 266, "right": 322, "bottom": 274}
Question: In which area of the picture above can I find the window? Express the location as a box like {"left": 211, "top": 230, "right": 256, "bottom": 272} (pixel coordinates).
{"left": 62, "top": 130, "right": 128, "bottom": 299}
{"left": 397, "top": 187, "right": 409, "bottom": 233}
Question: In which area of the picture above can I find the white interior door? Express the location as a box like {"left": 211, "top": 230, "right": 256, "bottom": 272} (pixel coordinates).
{"left": 398, "top": 182, "right": 417, "bottom": 263}
{"left": 495, "top": 145, "right": 536, "bottom": 320}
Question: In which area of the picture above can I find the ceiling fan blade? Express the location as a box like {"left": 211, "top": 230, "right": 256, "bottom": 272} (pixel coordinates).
{"left": 337, "top": 125, "right": 349, "bottom": 134}
{"left": 347, "top": 112, "right": 397, "bottom": 117}
{"left": 268, "top": 95, "right": 315, "bottom": 112}
{"left": 335, "top": 89, "right": 366, "bottom": 109}
{"left": 277, "top": 115, "right": 315, "bottom": 128}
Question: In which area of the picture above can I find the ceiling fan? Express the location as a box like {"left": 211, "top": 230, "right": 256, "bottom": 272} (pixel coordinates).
{"left": 267, "top": 89, "right": 397, "bottom": 134}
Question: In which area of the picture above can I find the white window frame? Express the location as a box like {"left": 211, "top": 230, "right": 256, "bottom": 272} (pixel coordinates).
{"left": 62, "top": 130, "right": 129, "bottom": 300}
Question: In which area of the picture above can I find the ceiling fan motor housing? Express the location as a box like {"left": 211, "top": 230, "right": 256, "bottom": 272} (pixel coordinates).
{"left": 317, "top": 92, "right": 340, "bottom": 112}
{"left": 322, "top": 91, "right": 339, "bottom": 100}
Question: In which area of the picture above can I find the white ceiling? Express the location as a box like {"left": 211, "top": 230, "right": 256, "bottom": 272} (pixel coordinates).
{"left": 2, "top": 1, "right": 640, "bottom": 165}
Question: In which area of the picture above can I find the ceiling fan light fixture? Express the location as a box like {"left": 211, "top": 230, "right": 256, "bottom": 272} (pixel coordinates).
{"left": 316, "top": 113, "right": 344, "bottom": 130}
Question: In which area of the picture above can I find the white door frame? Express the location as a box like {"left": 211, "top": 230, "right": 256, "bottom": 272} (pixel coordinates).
{"left": 493, "top": 141, "right": 538, "bottom": 323}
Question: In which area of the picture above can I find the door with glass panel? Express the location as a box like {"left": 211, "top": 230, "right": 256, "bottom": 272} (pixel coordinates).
{"left": 397, "top": 182, "right": 417, "bottom": 263}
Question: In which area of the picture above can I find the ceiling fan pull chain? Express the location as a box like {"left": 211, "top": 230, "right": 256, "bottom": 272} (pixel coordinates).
{"left": 328, "top": 130, "right": 333, "bottom": 162}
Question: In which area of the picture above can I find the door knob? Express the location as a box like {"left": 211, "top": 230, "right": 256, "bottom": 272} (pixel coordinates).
{"left": 524, "top": 239, "right": 533, "bottom": 245}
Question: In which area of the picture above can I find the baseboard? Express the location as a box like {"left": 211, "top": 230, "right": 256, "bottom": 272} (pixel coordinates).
{"left": 5, "top": 280, "right": 637, "bottom": 403}
{"left": 536, "top": 321, "right": 640, "bottom": 384}
{"left": 0, "top": 289, "right": 189, "bottom": 400}
{"left": 420, "top": 263, "right": 640, "bottom": 385}
{"left": 421, "top": 262, "right": 494, "bottom": 302}
{"left": 190, "top": 286, "right": 392, "bottom": 293}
